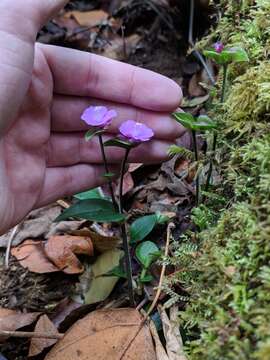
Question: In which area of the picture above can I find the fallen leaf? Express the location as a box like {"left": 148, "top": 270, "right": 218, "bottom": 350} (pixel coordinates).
{"left": 45, "top": 308, "right": 156, "bottom": 360}
{"left": 0, "top": 205, "right": 62, "bottom": 248}
{"left": 158, "top": 306, "right": 187, "bottom": 360}
{"left": 188, "top": 71, "right": 206, "bottom": 97}
{"left": 181, "top": 94, "right": 209, "bottom": 108}
{"left": 45, "top": 235, "right": 94, "bottom": 274}
{"left": 149, "top": 320, "right": 169, "bottom": 360}
{"left": 0, "top": 308, "right": 40, "bottom": 342}
{"left": 116, "top": 172, "right": 134, "bottom": 196}
{"left": 65, "top": 10, "right": 109, "bottom": 27}
{"left": 11, "top": 240, "right": 59, "bottom": 273}
{"left": 129, "top": 163, "right": 143, "bottom": 172}
{"left": 84, "top": 249, "right": 123, "bottom": 304}
{"left": 29, "top": 315, "right": 60, "bottom": 357}
{"left": 70, "top": 228, "right": 120, "bottom": 253}
{"left": 101, "top": 34, "right": 141, "bottom": 60}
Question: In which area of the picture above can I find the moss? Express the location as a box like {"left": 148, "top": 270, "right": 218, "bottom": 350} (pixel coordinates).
{"left": 167, "top": 1, "right": 270, "bottom": 359}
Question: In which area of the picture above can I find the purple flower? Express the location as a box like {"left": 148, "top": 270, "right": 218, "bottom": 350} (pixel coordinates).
{"left": 214, "top": 42, "right": 224, "bottom": 53}
{"left": 81, "top": 106, "right": 117, "bottom": 128}
{"left": 119, "top": 120, "right": 154, "bottom": 142}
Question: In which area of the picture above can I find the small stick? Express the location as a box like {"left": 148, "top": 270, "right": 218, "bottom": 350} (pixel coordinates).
{"left": 188, "top": 0, "right": 215, "bottom": 86}
{"left": 0, "top": 330, "right": 64, "bottom": 340}
{"left": 145, "top": 222, "right": 174, "bottom": 317}
{"left": 5, "top": 224, "right": 19, "bottom": 269}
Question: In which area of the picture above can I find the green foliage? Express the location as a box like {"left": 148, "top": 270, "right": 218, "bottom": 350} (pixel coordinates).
{"left": 55, "top": 198, "right": 125, "bottom": 223}
{"left": 130, "top": 214, "right": 159, "bottom": 244}
{"left": 166, "top": 1, "right": 270, "bottom": 359}
{"left": 168, "top": 145, "right": 194, "bottom": 160}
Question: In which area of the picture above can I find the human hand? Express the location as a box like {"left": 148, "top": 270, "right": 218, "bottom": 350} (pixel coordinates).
{"left": 0, "top": 0, "right": 184, "bottom": 234}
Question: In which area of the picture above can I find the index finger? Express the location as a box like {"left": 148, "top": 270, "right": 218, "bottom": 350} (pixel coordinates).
{"left": 40, "top": 44, "right": 182, "bottom": 112}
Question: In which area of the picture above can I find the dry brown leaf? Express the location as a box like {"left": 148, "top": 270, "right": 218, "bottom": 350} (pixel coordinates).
{"left": 29, "top": 315, "right": 59, "bottom": 357}
{"left": 129, "top": 163, "right": 143, "bottom": 172}
{"left": 45, "top": 235, "right": 93, "bottom": 274}
{"left": 158, "top": 306, "right": 187, "bottom": 360}
{"left": 11, "top": 240, "right": 59, "bottom": 273}
{"left": 45, "top": 308, "right": 156, "bottom": 360}
{"left": 101, "top": 34, "right": 141, "bottom": 60}
{"left": 116, "top": 172, "right": 134, "bottom": 196}
{"left": 71, "top": 228, "right": 120, "bottom": 253}
{"left": 188, "top": 71, "right": 206, "bottom": 97}
{"left": 0, "top": 308, "right": 40, "bottom": 342}
{"left": 0, "top": 205, "right": 62, "bottom": 248}
{"left": 65, "top": 10, "right": 109, "bottom": 27}
{"left": 149, "top": 320, "right": 169, "bottom": 360}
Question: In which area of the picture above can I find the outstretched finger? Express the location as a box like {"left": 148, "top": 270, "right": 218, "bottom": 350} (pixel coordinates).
{"left": 40, "top": 44, "right": 182, "bottom": 112}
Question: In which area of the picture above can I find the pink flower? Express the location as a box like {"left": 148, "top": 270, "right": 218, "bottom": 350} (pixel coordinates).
{"left": 81, "top": 106, "right": 117, "bottom": 127}
{"left": 119, "top": 120, "right": 154, "bottom": 142}
{"left": 214, "top": 42, "right": 224, "bottom": 53}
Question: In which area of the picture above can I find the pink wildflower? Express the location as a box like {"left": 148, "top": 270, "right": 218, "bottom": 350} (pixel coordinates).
{"left": 214, "top": 42, "right": 224, "bottom": 53}
{"left": 119, "top": 120, "right": 154, "bottom": 142}
{"left": 81, "top": 106, "right": 117, "bottom": 127}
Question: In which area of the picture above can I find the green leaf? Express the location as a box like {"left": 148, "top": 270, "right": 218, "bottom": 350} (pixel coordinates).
{"left": 136, "top": 241, "right": 160, "bottom": 268}
{"left": 172, "top": 112, "right": 195, "bottom": 130}
{"left": 85, "top": 128, "right": 104, "bottom": 141}
{"left": 225, "top": 47, "right": 249, "bottom": 63}
{"left": 167, "top": 145, "right": 194, "bottom": 160}
{"left": 105, "top": 264, "right": 127, "bottom": 279}
{"left": 130, "top": 215, "right": 158, "bottom": 244}
{"left": 193, "top": 115, "right": 217, "bottom": 131}
{"left": 103, "top": 172, "right": 115, "bottom": 178}
{"left": 203, "top": 50, "right": 223, "bottom": 64}
{"left": 74, "top": 187, "right": 104, "bottom": 200}
{"left": 104, "top": 138, "right": 134, "bottom": 149}
{"left": 140, "top": 273, "right": 154, "bottom": 283}
{"left": 156, "top": 212, "right": 170, "bottom": 224}
{"left": 55, "top": 199, "right": 125, "bottom": 223}
{"left": 84, "top": 249, "right": 124, "bottom": 304}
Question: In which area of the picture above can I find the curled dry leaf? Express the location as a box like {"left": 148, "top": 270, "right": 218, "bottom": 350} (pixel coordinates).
{"left": 0, "top": 308, "right": 40, "bottom": 342}
{"left": 45, "top": 308, "right": 156, "bottom": 360}
{"left": 149, "top": 320, "right": 169, "bottom": 360}
{"left": 0, "top": 205, "right": 62, "bottom": 248}
{"left": 45, "top": 235, "right": 94, "bottom": 274}
{"left": 11, "top": 240, "right": 59, "bottom": 274}
{"left": 29, "top": 315, "right": 60, "bottom": 357}
{"left": 71, "top": 228, "right": 121, "bottom": 253}
{"left": 158, "top": 306, "right": 187, "bottom": 360}
{"left": 64, "top": 10, "right": 109, "bottom": 27}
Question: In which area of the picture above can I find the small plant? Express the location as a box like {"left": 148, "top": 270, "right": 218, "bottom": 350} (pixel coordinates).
{"left": 57, "top": 109, "right": 157, "bottom": 306}
{"left": 171, "top": 112, "right": 217, "bottom": 205}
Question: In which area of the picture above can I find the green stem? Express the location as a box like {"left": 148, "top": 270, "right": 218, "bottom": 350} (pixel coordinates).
{"left": 192, "top": 130, "right": 200, "bottom": 206}
{"left": 221, "top": 65, "right": 228, "bottom": 103}
{"left": 98, "top": 134, "right": 118, "bottom": 211}
{"left": 119, "top": 148, "right": 135, "bottom": 307}
{"left": 204, "top": 65, "right": 228, "bottom": 199}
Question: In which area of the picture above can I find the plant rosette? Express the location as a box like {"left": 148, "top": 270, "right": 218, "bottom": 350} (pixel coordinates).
{"left": 204, "top": 44, "right": 249, "bottom": 66}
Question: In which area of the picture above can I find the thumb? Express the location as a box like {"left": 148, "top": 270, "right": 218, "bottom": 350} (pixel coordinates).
{"left": 0, "top": 0, "right": 69, "bottom": 42}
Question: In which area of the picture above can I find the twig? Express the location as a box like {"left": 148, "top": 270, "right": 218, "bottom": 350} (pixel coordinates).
{"left": 145, "top": 222, "right": 174, "bottom": 317}
{"left": 5, "top": 224, "right": 19, "bottom": 269}
{"left": 56, "top": 199, "right": 70, "bottom": 209}
{"left": 119, "top": 223, "right": 174, "bottom": 359}
{"left": 188, "top": 0, "right": 215, "bottom": 86}
{"left": 0, "top": 330, "right": 64, "bottom": 340}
